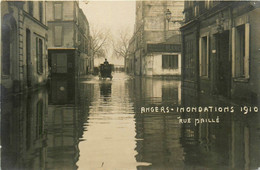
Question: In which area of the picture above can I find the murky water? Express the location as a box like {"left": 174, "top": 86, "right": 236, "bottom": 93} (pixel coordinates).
{"left": 1, "top": 73, "right": 260, "bottom": 170}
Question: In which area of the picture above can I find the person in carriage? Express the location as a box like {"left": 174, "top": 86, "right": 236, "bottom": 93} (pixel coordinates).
{"left": 104, "top": 58, "right": 109, "bottom": 65}
{"left": 99, "top": 58, "right": 113, "bottom": 80}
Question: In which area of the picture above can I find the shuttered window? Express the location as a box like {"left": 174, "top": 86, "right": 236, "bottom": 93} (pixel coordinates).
{"left": 232, "top": 23, "right": 250, "bottom": 78}
{"left": 162, "top": 55, "right": 178, "bottom": 69}
{"left": 36, "top": 38, "right": 44, "bottom": 74}
{"left": 199, "top": 35, "right": 209, "bottom": 77}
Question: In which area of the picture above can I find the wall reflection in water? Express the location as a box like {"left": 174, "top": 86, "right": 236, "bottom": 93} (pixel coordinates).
{"left": 179, "top": 112, "right": 260, "bottom": 169}
{"left": 129, "top": 76, "right": 260, "bottom": 170}
{"left": 1, "top": 76, "right": 89, "bottom": 170}
{"left": 127, "top": 77, "right": 184, "bottom": 169}
{"left": 179, "top": 94, "right": 260, "bottom": 169}
{"left": 1, "top": 88, "right": 48, "bottom": 170}
{"left": 45, "top": 76, "right": 85, "bottom": 170}
{"left": 128, "top": 77, "right": 182, "bottom": 107}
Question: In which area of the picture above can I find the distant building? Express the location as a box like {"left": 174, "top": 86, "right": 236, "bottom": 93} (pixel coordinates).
{"left": 46, "top": 1, "right": 92, "bottom": 78}
{"left": 181, "top": 1, "right": 260, "bottom": 103}
{"left": 1, "top": 1, "right": 48, "bottom": 95}
{"left": 126, "top": 1, "right": 184, "bottom": 77}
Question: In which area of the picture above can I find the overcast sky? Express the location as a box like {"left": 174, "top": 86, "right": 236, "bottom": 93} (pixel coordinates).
{"left": 79, "top": 1, "right": 136, "bottom": 65}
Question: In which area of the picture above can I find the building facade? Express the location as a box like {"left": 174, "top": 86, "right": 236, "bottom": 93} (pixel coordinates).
{"left": 181, "top": 1, "right": 260, "bottom": 103}
{"left": 1, "top": 1, "right": 48, "bottom": 95}
{"left": 126, "top": 1, "right": 184, "bottom": 77}
{"left": 46, "top": 1, "right": 92, "bottom": 78}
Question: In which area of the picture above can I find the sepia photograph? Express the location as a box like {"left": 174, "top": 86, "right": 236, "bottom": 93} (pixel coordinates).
{"left": 1, "top": 0, "right": 260, "bottom": 169}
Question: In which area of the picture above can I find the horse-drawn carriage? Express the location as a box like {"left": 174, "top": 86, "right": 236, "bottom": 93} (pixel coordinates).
{"left": 99, "top": 61, "right": 113, "bottom": 80}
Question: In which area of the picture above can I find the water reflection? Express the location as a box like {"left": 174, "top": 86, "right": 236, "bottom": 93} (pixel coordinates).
{"left": 1, "top": 73, "right": 260, "bottom": 170}
{"left": 45, "top": 76, "right": 82, "bottom": 170}
{"left": 179, "top": 94, "right": 260, "bottom": 169}
{"left": 127, "top": 77, "right": 181, "bottom": 107}
{"left": 128, "top": 77, "right": 184, "bottom": 169}
{"left": 48, "top": 75, "right": 76, "bottom": 105}
{"left": 1, "top": 88, "right": 48, "bottom": 170}
{"left": 77, "top": 73, "right": 141, "bottom": 169}
{"left": 99, "top": 82, "right": 112, "bottom": 98}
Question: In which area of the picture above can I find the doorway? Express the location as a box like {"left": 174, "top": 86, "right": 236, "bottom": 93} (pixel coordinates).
{"left": 51, "top": 53, "right": 68, "bottom": 74}
{"left": 216, "top": 31, "right": 231, "bottom": 97}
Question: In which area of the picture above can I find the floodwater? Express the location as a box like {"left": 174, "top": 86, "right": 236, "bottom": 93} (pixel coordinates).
{"left": 1, "top": 72, "right": 260, "bottom": 170}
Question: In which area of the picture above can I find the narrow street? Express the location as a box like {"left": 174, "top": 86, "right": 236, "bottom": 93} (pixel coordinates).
{"left": 1, "top": 72, "right": 260, "bottom": 170}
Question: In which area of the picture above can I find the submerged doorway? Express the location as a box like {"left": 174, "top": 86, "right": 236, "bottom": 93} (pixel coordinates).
{"left": 216, "top": 31, "right": 231, "bottom": 97}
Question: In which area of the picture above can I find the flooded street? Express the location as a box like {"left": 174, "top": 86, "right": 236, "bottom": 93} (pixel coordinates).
{"left": 1, "top": 73, "right": 260, "bottom": 170}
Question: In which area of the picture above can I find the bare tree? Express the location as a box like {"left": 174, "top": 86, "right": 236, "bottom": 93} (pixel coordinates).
{"left": 112, "top": 28, "right": 131, "bottom": 59}
{"left": 89, "top": 24, "right": 111, "bottom": 59}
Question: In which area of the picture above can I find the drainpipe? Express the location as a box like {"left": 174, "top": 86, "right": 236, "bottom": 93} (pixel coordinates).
{"left": 164, "top": 2, "right": 167, "bottom": 41}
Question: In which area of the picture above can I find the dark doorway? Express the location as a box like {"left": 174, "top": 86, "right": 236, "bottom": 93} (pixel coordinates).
{"left": 49, "top": 50, "right": 75, "bottom": 78}
{"left": 216, "top": 31, "right": 231, "bottom": 97}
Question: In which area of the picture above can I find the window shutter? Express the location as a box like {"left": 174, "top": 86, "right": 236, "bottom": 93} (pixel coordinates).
{"left": 36, "top": 38, "right": 39, "bottom": 72}
{"left": 232, "top": 27, "right": 236, "bottom": 77}
{"left": 206, "top": 36, "right": 209, "bottom": 77}
{"left": 245, "top": 23, "right": 250, "bottom": 78}
{"left": 199, "top": 37, "right": 202, "bottom": 76}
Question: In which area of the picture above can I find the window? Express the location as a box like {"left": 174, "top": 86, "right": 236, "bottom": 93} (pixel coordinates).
{"left": 54, "top": 3, "right": 62, "bottom": 20}
{"left": 39, "top": 2, "right": 43, "bottom": 23}
{"left": 36, "top": 38, "right": 43, "bottom": 74}
{"left": 238, "top": 25, "right": 245, "bottom": 76}
{"left": 199, "top": 36, "right": 209, "bottom": 77}
{"left": 28, "top": 2, "right": 33, "bottom": 16}
{"left": 232, "top": 23, "right": 250, "bottom": 78}
{"left": 162, "top": 55, "right": 178, "bottom": 69}
{"left": 54, "top": 26, "right": 62, "bottom": 46}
